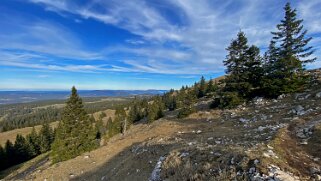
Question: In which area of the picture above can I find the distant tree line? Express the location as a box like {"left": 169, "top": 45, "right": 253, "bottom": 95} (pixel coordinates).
{"left": 0, "top": 97, "right": 132, "bottom": 132}
{"left": 0, "top": 108, "right": 62, "bottom": 132}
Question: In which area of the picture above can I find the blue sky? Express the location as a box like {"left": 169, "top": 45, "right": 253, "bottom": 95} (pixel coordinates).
{"left": 0, "top": 0, "right": 320, "bottom": 90}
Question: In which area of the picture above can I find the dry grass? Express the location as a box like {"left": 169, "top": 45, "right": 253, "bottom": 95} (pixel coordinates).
{"left": 0, "top": 122, "right": 58, "bottom": 146}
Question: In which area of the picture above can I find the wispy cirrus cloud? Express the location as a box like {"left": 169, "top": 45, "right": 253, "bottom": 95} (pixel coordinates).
{"left": 28, "top": 0, "right": 321, "bottom": 74}
{"left": 2, "top": 0, "right": 320, "bottom": 76}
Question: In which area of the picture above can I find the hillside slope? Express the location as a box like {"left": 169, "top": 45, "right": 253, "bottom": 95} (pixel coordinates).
{"left": 4, "top": 80, "right": 321, "bottom": 180}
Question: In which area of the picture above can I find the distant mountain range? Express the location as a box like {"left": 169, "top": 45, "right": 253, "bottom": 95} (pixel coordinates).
{"left": 0, "top": 90, "right": 167, "bottom": 105}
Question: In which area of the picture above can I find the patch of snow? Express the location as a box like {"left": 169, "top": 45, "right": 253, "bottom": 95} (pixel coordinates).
{"left": 149, "top": 156, "right": 166, "bottom": 181}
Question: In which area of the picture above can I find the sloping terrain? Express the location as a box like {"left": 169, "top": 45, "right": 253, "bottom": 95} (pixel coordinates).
{"left": 0, "top": 122, "right": 58, "bottom": 146}
{"left": 3, "top": 73, "right": 321, "bottom": 180}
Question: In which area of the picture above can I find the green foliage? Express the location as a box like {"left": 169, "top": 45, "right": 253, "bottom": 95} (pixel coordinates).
{"left": 26, "top": 127, "right": 40, "bottom": 156}
{"left": 14, "top": 134, "right": 33, "bottom": 162}
{"left": 0, "top": 122, "right": 56, "bottom": 172}
{"left": 163, "top": 89, "right": 177, "bottom": 111}
{"left": 0, "top": 96, "right": 131, "bottom": 132}
{"left": 177, "top": 89, "right": 197, "bottom": 118}
{"left": 147, "top": 96, "right": 164, "bottom": 123}
{"left": 39, "top": 122, "right": 54, "bottom": 153}
{"left": 211, "top": 92, "right": 244, "bottom": 109}
{"left": 106, "top": 117, "right": 120, "bottom": 138}
{"left": 206, "top": 79, "right": 218, "bottom": 94}
{"left": 127, "top": 98, "right": 147, "bottom": 124}
{"left": 177, "top": 106, "right": 195, "bottom": 118}
{"left": 198, "top": 76, "right": 207, "bottom": 98}
{"left": 114, "top": 107, "right": 128, "bottom": 134}
{"left": 223, "top": 31, "right": 262, "bottom": 98}
{"left": 262, "top": 2, "right": 316, "bottom": 97}
{"left": 51, "top": 86, "right": 98, "bottom": 163}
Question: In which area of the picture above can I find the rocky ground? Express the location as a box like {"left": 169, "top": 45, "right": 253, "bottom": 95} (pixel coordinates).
{"left": 3, "top": 72, "right": 321, "bottom": 181}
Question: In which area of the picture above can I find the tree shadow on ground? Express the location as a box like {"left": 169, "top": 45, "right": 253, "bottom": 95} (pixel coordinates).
{"left": 71, "top": 141, "right": 184, "bottom": 181}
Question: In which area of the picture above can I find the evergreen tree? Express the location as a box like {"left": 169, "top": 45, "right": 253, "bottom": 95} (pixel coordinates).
{"left": 198, "top": 76, "right": 207, "bottom": 98}
{"left": 223, "top": 31, "right": 263, "bottom": 99}
{"left": 26, "top": 127, "right": 40, "bottom": 155}
{"left": 4, "top": 140, "right": 15, "bottom": 163}
{"left": 147, "top": 103, "right": 158, "bottom": 123}
{"left": 263, "top": 2, "right": 316, "bottom": 96}
{"left": 14, "top": 134, "right": 33, "bottom": 162}
{"left": 51, "top": 86, "right": 98, "bottom": 163}
{"left": 106, "top": 117, "right": 118, "bottom": 138}
{"left": 206, "top": 79, "right": 218, "bottom": 94}
{"left": 114, "top": 107, "right": 127, "bottom": 134}
{"left": 39, "top": 122, "right": 54, "bottom": 153}
{"left": 245, "top": 45, "right": 264, "bottom": 94}
{"left": 192, "top": 82, "right": 199, "bottom": 98}
{"left": 178, "top": 89, "right": 196, "bottom": 118}
{"left": 272, "top": 3, "right": 315, "bottom": 64}
{"left": 128, "top": 100, "right": 143, "bottom": 124}
{"left": 224, "top": 31, "right": 250, "bottom": 97}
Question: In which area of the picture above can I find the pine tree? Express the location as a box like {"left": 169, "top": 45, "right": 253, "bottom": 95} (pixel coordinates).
{"left": 263, "top": 2, "right": 316, "bottom": 96}
{"left": 128, "top": 100, "right": 142, "bottom": 124}
{"left": 178, "top": 89, "right": 196, "bottom": 118}
{"left": 26, "top": 127, "right": 40, "bottom": 155}
{"left": 193, "top": 82, "right": 199, "bottom": 98}
{"left": 39, "top": 122, "right": 54, "bottom": 153}
{"left": 147, "top": 103, "right": 156, "bottom": 123}
{"left": 224, "top": 31, "right": 251, "bottom": 97}
{"left": 198, "top": 76, "right": 207, "bottom": 98}
{"left": 106, "top": 117, "right": 117, "bottom": 138}
{"left": 206, "top": 79, "right": 218, "bottom": 94}
{"left": 245, "top": 45, "right": 263, "bottom": 94}
{"left": 223, "top": 31, "right": 262, "bottom": 98}
{"left": 272, "top": 3, "right": 315, "bottom": 64}
{"left": 114, "top": 107, "right": 127, "bottom": 134}
{"left": 51, "top": 86, "right": 98, "bottom": 163}
{"left": 14, "top": 134, "right": 33, "bottom": 163}
{"left": 4, "top": 140, "right": 15, "bottom": 164}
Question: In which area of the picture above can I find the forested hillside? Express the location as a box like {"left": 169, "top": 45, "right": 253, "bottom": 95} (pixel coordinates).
{"left": 0, "top": 97, "right": 132, "bottom": 132}
{"left": 1, "top": 2, "right": 320, "bottom": 180}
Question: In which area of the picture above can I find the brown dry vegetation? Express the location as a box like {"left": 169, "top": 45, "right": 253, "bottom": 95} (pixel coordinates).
{"left": 0, "top": 122, "right": 58, "bottom": 146}
{"left": 3, "top": 74, "right": 321, "bottom": 180}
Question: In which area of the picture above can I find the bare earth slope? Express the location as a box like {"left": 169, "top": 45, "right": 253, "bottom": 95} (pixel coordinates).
{"left": 4, "top": 83, "right": 321, "bottom": 180}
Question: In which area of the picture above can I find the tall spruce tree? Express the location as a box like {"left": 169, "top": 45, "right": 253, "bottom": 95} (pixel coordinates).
{"left": 223, "top": 31, "right": 262, "bottom": 98}
{"left": 114, "top": 107, "right": 127, "bottom": 134}
{"left": 14, "top": 134, "right": 33, "bottom": 162}
{"left": 245, "top": 45, "right": 263, "bottom": 93}
{"left": 39, "top": 122, "right": 54, "bottom": 153}
{"left": 198, "top": 76, "right": 207, "bottom": 98}
{"left": 4, "top": 140, "right": 15, "bottom": 164}
{"left": 263, "top": 2, "right": 316, "bottom": 96}
{"left": 26, "top": 127, "right": 40, "bottom": 155}
{"left": 51, "top": 86, "right": 98, "bottom": 163}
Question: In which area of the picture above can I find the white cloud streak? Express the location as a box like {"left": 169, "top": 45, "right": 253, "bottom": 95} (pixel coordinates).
{"left": 3, "top": 0, "right": 320, "bottom": 74}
